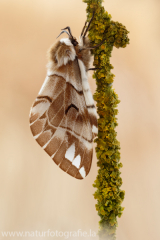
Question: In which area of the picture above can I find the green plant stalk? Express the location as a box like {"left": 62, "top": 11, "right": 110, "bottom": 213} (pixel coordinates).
{"left": 83, "top": 0, "right": 130, "bottom": 239}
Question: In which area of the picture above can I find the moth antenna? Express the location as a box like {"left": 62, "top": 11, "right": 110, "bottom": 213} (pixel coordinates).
{"left": 87, "top": 68, "right": 102, "bottom": 71}
{"left": 83, "top": 11, "right": 95, "bottom": 38}
{"left": 81, "top": 21, "right": 87, "bottom": 37}
{"left": 61, "top": 27, "right": 73, "bottom": 38}
{"left": 88, "top": 38, "right": 106, "bottom": 49}
{"left": 56, "top": 30, "right": 70, "bottom": 39}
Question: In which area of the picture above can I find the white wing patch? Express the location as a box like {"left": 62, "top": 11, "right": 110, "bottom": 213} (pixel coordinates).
{"left": 88, "top": 107, "right": 97, "bottom": 116}
{"left": 92, "top": 125, "right": 98, "bottom": 134}
{"left": 33, "top": 132, "right": 42, "bottom": 140}
{"left": 72, "top": 155, "right": 81, "bottom": 168}
{"left": 31, "top": 101, "right": 50, "bottom": 116}
{"left": 65, "top": 143, "right": 75, "bottom": 162}
{"left": 79, "top": 166, "right": 86, "bottom": 178}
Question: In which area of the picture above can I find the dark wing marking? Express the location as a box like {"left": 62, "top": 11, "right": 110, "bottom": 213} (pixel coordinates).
{"left": 65, "top": 104, "right": 79, "bottom": 114}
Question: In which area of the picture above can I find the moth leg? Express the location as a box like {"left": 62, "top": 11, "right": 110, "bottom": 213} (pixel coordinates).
{"left": 80, "top": 38, "right": 106, "bottom": 52}
{"left": 87, "top": 68, "right": 102, "bottom": 71}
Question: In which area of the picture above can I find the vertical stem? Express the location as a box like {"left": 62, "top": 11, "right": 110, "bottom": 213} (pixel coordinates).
{"left": 83, "top": 0, "right": 130, "bottom": 239}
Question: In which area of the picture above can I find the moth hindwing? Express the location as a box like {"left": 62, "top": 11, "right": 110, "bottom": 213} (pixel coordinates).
{"left": 29, "top": 25, "right": 98, "bottom": 180}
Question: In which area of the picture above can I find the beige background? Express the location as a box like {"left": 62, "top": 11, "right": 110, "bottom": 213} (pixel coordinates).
{"left": 0, "top": 0, "right": 160, "bottom": 239}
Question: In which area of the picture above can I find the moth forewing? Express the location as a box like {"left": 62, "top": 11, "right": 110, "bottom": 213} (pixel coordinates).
{"left": 29, "top": 35, "right": 98, "bottom": 179}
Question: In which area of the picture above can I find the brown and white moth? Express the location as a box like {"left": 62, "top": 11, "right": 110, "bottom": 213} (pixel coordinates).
{"left": 29, "top": 15, "right": 105, "bottom": 179}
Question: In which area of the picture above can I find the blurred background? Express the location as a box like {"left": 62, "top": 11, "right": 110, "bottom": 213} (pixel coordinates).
{"left": 0, "top": 0, "right": 160, "bottom": 239}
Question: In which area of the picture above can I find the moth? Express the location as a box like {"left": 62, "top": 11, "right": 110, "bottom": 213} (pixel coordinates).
{"left": 29, "top": 13, "right": 105, "bottom": 179}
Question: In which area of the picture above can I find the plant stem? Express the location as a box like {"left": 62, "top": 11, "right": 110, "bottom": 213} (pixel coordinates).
{"left": 83, "top": 0, "right": 130, "bottom": 239}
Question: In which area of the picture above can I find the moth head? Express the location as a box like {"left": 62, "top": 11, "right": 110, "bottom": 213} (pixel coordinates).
{"left": 48, "top": 37, "right": 77, "bottom": 68}
{"left": 47, "top": 26, "right": 91, "bottom": 69}
{"left": 57, "top": 27, "right": 79, "bottom": 46}
{"left": 69, "top": 36, "right": 79, "bottom": 47}
{"left": 47, "top": 27, "right": 80, "bottom": 68}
